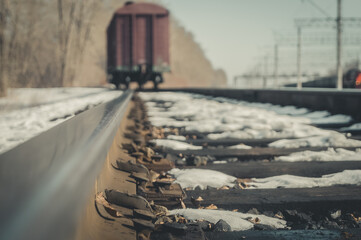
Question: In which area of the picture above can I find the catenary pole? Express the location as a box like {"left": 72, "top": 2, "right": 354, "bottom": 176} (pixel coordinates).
{"left": 336, "top": 0, "right": 343, "bottom": 89}
{"left": 297, "top": 26, "right": 302, "bottom": 89}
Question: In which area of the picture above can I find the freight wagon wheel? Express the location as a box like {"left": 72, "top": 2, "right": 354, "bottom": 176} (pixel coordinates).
{"left": 125, "top": 76, "right": 131, "bottom": 89}
{"left": 153, "top": 75, "right": 162, "bottom": 90}
{"left": 153, "top": 82, "right": 159, "bottom": 90}
{"left": 138, "top": 83, "right": 144, "bottom": 90}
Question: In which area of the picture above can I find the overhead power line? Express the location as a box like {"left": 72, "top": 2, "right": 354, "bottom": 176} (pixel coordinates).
{"left": 307, "top": 0, "right": 331, "bottom": 18}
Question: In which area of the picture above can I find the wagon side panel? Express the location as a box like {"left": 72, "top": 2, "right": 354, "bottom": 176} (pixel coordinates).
{"left": 135, "top": 15, "right": 153, "bottom": 67}
{"left": 153, "top": 14, "right": 170, "bottom": 72}
{"left": 115, "top": 15, "right": 132, "bottom": 70}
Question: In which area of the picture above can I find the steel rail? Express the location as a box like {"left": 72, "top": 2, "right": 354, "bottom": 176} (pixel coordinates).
{"left": 0, "top": 90, "right": 133, "bottom": 240}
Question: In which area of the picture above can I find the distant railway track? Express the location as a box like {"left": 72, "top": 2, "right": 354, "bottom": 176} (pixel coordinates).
{"left": 1, "top": 88, "right": 361, "bottom": 240}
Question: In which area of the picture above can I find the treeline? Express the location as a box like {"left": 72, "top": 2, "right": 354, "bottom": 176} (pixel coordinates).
{"left": 0, "top": 0, "right": 226, "bottom": 97}
{"left": 0, "top": 0, "right": 100, "bottom": 96}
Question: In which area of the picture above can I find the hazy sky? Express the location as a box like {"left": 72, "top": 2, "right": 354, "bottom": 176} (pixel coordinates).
{"left": 163, "top": 0, "right": 361, "bottom": 84}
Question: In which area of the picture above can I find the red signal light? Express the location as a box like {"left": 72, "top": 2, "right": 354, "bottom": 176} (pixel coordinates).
{"left": 356, "top": 73, "right": 361, "bottom": 88}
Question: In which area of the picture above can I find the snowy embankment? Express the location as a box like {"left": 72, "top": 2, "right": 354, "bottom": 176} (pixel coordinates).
{"left": 168, "top": 168, "right": 361, "bottom": 190}
{"left": 0, "top": 88, "right": 122, "bottom": 154}
{"left": 139, "top": 91, "right": 361, "bottom": 155}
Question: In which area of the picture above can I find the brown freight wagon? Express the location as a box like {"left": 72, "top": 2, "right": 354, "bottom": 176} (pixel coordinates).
{"left": 106, "top": 2, "right": 170, "bottom": 89}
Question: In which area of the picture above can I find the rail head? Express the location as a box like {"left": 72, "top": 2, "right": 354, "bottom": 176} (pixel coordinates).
{"left": 0, "top": 90, "right": 133, "bottom": 240}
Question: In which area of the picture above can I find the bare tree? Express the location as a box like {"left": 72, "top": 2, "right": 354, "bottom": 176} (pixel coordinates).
{"left": 57, "top": 0, "right": 77, "bottom": 86}
{"left": 0, "top": 0, "right": 9, "bottom": 96}
{"left": 57, "top": 0, "right": 99, "bottom": 86}
{"left": 3, "top": 0, "right": 50, "bottom": 88}
{"left": 66, "top": 0, "right": 98, "bottom": 85}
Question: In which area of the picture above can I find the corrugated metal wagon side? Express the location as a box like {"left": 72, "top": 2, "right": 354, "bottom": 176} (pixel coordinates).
{"left": 106, "top": 2, "right": 170, "bottom": 89}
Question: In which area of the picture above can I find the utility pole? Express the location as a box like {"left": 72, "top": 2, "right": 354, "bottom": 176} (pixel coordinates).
{"left": 263, "top": 56, "right": 268, "bottom": 88}
{"left": 336, "top": 0, "right": 343, "bottom": 89}
{"left": 274, "top": 44, "right": 279, "bottom": 88}
{"left": 297, "top": 26, "right": 302, "bottom": 89}
{"left": 233, "top": 76, "right": 238, "bottom": 88}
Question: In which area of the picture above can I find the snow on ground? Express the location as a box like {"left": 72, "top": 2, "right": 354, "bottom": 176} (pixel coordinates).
{"left": 140, "top": 92, "right": 312, "bottom": 136}
{"left": 151, "top": 139, "right": 202, "bottom": 150}
{"left": 166, "top": 135, "right": 187, "bottom": 141}
{"left": 207, "top": 124, "right": 329, "bottom": 140}
{"left": 230, "top": 99, "right": 309, "bottom": 116}
{"left": 169, "top": 209, "right": 287, "bottom": 231}
{"left": 297, "top": 110, "right": 330, "bottom": 120}
{"left": 213, "top": 160, "right": 228, "bottom": 164}
{"left": 311, "top": 114, "right": 353, "bottom": 125}
{"left": 228, "top": 143, "right": 252, "bottom": 149}
{"left": 0, "top": 88, "right": 122, "bottom": 154}
{"left": 168, "top": 168, "right": 236, "bottom": 190}
{"left": 210, "top": 96, "right": 352, "bottom": 124}
{"left": 140, "top": 91, "right": 361, "bottom": 153}
{"left": 250, "top": 170, "right": 361, "bottom": 189}
{"left": 275, "top": 148, "right": 361, "bottom": 162}
{"left": 140, "top": 92, "right": 354, "bottom": 139}
{"left": 218, "top": 97, "right": 352, "bottom": 124}
{"left": 269, "top": 133, "right": 361, "bottom": 148}
{"left": 341, "top": 122, "right": 361, "bottom": 131}
{"left": 169, "top": 168, "right": 361, "bottom": 190}
{"left": 141, "top": 92, "right": 354, "bottom": 127}
{"left": 0, "top": 87, "right": 108, "bottom": 111}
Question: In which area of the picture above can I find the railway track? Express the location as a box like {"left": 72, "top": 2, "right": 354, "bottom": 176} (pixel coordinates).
{"left": 1, "top": 89, "right": 361, "bottom": 240}
{"left": 137, "top": 90, "right": 361, "bottom": 239}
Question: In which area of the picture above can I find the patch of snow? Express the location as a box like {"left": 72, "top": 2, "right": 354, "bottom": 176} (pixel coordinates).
{"left": 0, "top": 87, "right": 108, "bottom": 111}
{"left": 331, "top": 210, "right": 342, "bottom": 219}
{"left": 167, "top": 135, "right": 186, "bottom": 141}
{"left": 168, "top": 167, "right": 361, "bottom": 190}
{"left": 341, "top": 122, "right": 361, "bottom": 131}
{"left": 275, "top": 148, "right": 361, "bottom": 162}
{"left": 269, "top": 133, "right": 361, "bottom": 148}
{"left": 140, "top": 91, "right": 194, "bottom": 103}
{"left": 207, "top": 124, "right": 329, "bottom": 140}
{"left": 0, "top": 88, "right": 122, "bottom": 154}
{"left": 168, "top": 168, "right": 236, "bottom": 190}
{"left": 151, "top": 139, "right": 202, "bottom": 150}
{"left": 250, "top": 170, "right": 361, "bottom": 189}
{"left": 311, "top": 114, "right": 353, "bottom": 124}
{"left": 213, "top": 160, "right": 228, "bottom": 164}
{"left": 223, "top": 99, "right": 309, "bottom": 117}
{"left": 266, "top": 105, "right": 309, "bottom": 116}
{"left": 298, "top": 111, "right": 330, "bottom": 120}
{"left": 169, "top": 209, "right": 287, "bottom": 231}
{"left": 228, "top": 144, "right": 252, "bottom": 149}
